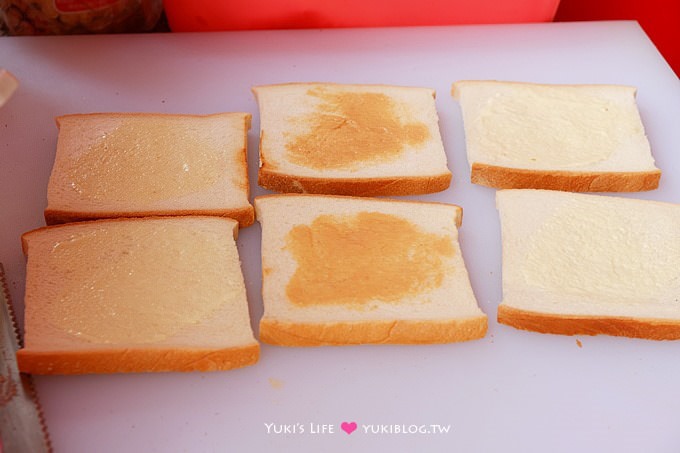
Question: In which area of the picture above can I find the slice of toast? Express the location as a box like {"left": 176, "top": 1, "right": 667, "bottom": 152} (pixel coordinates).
{"left": 45, "top": 112, "right": 254, "bottom": 227}
{"left": 255, "top": 194, "right": 487, "bottom": 346}
{"left": 17, "top": 216, "right": 259, "bottom": 374}
{"left": 452, "top": 81, "right": 660, "bottom": 192}
{"left": 253, "top": 83, "right": 452, "bottom": 196}
{"left": 496, "top": 189, "right": 680, "bottom": 340}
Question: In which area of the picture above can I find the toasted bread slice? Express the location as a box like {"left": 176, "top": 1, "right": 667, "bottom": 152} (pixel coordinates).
{"left": 253, "top": 83, "right": 451, "bottom": 196}
{"left": 45, "top": 112, "right": 254, "bottom": 227}
{"left": 255, "top": 194, "right": 487, "bottom": 346}
{"left": 452, "top": 81, "right": 660, "bottom": 192}
{"left": 496, "top": 189, "right": 680, "bottom": 340}
{"left": 17, "top": 216, "right": 259, "bottom": 374}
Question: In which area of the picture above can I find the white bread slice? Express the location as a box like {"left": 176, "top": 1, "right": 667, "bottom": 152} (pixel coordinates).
{"left": 17, "top": 216, "right": 259, "bottom": 374}
{"left": 45, "top": 112, "right": 254, "bottom": 227}
{"left": 252, "top": 83, "right": 451, "bottom": 196}
{"left": 451, "top": 81, "right": 660, "bottom": 192}
{"left": 255, "top": 194, "right": 487, "bottom": 346}
{"left": 496, "top": 189, "right": 680, "bottom": 340}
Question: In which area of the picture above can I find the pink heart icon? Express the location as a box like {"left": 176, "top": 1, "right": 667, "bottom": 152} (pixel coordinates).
{"left": 341, "top": 421, "right": 357, "bottom": 435}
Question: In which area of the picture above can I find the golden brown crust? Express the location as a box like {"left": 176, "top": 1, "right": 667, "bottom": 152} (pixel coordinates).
{"left": 56, "top": 111, "right": 251, "bottom": 127}
{"left": 254, "top": 193, "right": 463, "bottom": 228}
{"left": 498, "top": 305, "right": 680, "bottom": 340}
{"left": 253, "top": 82, "right": 436, "bottom": 94}
{"left": 259, "top": 316, "right": 487, "bottom": 346}
{"left": 16, "top": 343, "right": 260, "bottom": 375}
{"left": 258, "top": 167, "right": 452, "bottom": 197}
{"left": 451, "top": 80, "right": 637, "bottom": 98}
{"left": 23, "top": 215, "right": 241, "bottom": 255}
{"left": 471, "top": 163, "right": 661, "bottom": 192}
{"left": 44, "top": 206, "right": 255, "bottom": 228}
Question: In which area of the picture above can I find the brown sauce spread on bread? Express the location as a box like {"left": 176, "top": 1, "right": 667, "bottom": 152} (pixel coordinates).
{"left": 285, "top": 212, "right": 453, "bottom": 306}
{"left": 286, "top": 88, "right": 429, "bottom": 170}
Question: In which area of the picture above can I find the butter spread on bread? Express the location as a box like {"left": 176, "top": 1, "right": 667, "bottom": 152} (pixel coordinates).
{"left": 17, "top": 216, "right": 259, "bottom": 374}
{"left": 452, "top": 81, "right": 660, "bottom": 192}
{"left": 497, "top": 189, "right": 680, "bottom": 340}
{"left": 45, "top": 112, "right": 254, "bottom": 226}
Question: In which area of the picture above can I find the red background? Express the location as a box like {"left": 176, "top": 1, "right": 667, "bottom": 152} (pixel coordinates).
{"left": 162, "top": 0, "right": 679, "bottom": 76}
{"left": 554, "top": 0, "right": 680, "bottom": 76}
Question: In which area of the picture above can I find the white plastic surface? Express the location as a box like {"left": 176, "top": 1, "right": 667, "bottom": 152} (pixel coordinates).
{"left": 1, "top": 21, "right": 679, "bottom": 453}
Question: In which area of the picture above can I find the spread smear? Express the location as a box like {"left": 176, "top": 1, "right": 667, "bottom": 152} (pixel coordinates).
{"left": 522, "top": 198, "right": 680, "bottom": 301}
{"left": 286, "top": 88, "right": 429, "bottom": 170}
{"left": 46, "top": 223, "right": 235, "bottom": 344}
{"left": 67, "top": 117, "right": 224, "bottom": 202}
{"left": 470, "top": 85, "right": 641, "bottom": 167}
{"left": 285, "top": 212, "right": 454, "bottom": 306}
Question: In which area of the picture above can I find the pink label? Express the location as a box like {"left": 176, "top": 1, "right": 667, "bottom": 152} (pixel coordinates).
{"left": 341, "top": 421, "right": 357, "bottom": 434}
{"left": 54, "top": 0, "right": 119, "bottom": 13}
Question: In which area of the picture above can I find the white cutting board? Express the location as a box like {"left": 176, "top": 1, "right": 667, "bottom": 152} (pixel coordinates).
{"left": 1, "top": 21, "right": 679, "bottom": 453}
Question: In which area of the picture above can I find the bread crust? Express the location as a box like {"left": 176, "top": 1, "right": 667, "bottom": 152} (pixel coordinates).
{"left": 498, "top": 305, "right": 680, "bottom": 340}
{"left": 259, "top": 316, "right": 487, "bottom": 346}
{"left": 16, "top": 344, "right": 260, "bottom": 374}
{"left": 254, "top": 81, "right": 437, "bottom": 94}
{"left": 23, "top": 215, "right": 241, "bottom": 255}
{"left": 254, "top": 193, "right": 463, "bottom": 227}
{"left": 56, "top": 111, "right": 251, "bottom": 125}
{"left": 472, "top": 163, "right": 661, "bottom": 192}
{"left": 258, "top": 168, "right": 452, "bottom": 197}
{"left": 44, "top": 206, "right": 255, "bottom": 228}
{"left": 451, "top": 80, "right": 638, "bottom": 98}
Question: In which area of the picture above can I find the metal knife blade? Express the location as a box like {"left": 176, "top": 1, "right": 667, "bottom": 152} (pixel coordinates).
{"left": 0, "top": 263, "right": 51, "bottom": 453}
